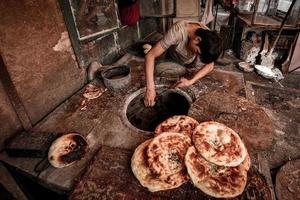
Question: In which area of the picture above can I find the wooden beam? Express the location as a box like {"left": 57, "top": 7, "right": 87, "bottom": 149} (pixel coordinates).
{"left": 0, "top": 54, "right": 32, "bottom": 130}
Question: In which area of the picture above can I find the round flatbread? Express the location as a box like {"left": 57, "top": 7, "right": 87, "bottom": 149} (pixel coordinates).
{"left": 193, "top": 121, "right": 247, "bottom": 167}
{"left": 185, "top": 146, "right": 248, "bottom": 198}
{"left": 147, "top": 132, "right": 191, "bottom": 180}
{"left": 242, "top": 151, "right": 251, "bottom": 171}
{"left": 155, "top": 115, "right": 199, "bottom": 138}
{"left": 131, "top": 139, "right": 188, "bottom": 192}
{"left": 48, "top": 133, "right": 88, "bottom": 168}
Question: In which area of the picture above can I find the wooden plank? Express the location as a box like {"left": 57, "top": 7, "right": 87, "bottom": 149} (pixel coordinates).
{"left": 58, "top": 0, "right": 85, "bottom": 67}
{"left": 0, "top": 54, "right": 32, "bottom": 130}
{"left": 0, "top": 162, "right": 27, "bottom": 200}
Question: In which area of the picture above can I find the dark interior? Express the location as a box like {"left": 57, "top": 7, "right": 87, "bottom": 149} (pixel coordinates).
{"left": 126, "top": 89, "right": 190, "bottom": 132}
{"left": 102, "top": 65, "right": 130, "bottom": 79}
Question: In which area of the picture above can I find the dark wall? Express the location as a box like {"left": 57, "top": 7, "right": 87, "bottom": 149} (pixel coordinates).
{"left": 139, "top": 18, "right": 159, "bottom": 39}
{"left": 62, "top": 1, "right": 160, "bottom": 67}
{"left": 78, "top": 23, "right": 140, "bottom": 66}
{"left": 0, "top": 0, "right": 86, "bottom": 146}
{"left": 80, "top": 19, "right": 158, "bottom": 66}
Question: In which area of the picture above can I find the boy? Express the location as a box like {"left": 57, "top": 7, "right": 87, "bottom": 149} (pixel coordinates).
{"left": 144, "top": 20, "right": 223, "bottom": 107}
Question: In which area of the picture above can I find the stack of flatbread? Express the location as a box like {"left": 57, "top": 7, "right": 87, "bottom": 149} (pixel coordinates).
{"left": 131, "top": 116, "right": 197, "bottom": 192}
{"left": 132, "top": 115, "right": 251, "bottom": 198}
{"left": 186, "top": 121, "right": 250, "bottom": 198}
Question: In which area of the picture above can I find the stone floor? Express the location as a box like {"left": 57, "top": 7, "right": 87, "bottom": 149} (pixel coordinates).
{"left": 0, "top": 51, "right": 299, "bottom": 198}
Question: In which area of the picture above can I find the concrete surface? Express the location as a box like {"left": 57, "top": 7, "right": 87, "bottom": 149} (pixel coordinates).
{"left": 189, "top": 91, "right": 274, "bottom": 150}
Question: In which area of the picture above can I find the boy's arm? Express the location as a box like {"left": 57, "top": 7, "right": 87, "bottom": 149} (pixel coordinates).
{"left": 190, "top": 62, "right": 214, "bottom": 83}
{"left": 144, "top": 42, "right": 165, "bottom": 107}
{"left": 175, "top": 62, "right": 214, "bottom": 87}
{"left": 144, "top": 21, "right": 182, "bottom": 106}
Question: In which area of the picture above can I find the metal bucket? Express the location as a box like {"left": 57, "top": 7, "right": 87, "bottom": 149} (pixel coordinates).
{"left": 101, "top": 65, "right": 131, "bottom": 91}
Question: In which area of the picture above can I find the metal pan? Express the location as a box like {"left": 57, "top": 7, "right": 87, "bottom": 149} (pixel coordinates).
{"left": 34, "top": 133, "right": 88, "bottom": 174}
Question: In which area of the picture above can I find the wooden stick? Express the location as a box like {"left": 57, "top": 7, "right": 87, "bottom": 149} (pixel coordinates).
{"left": 267, "top": 0, "right": 297, "bottom": 56}
{"left": 282, "top": 32, "right": 299, "bottom": 73}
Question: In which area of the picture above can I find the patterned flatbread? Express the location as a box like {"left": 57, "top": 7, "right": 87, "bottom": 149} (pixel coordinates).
{"left": 193, "top": 121, "right": 247, "bottom": 167}
{"left": 147, "top": 132, "right": 192, "bottom": 180}
{"left": 185, "top": 146, "right": 248, "bottom": 198}
{"left": 242, "top": 151, "right": 251, "bottom": 171}
{"left": 131, "top": 139, "right": 188, "bottom": 192}
{"left": 155, "top": 115, "right": 199, "bottom": 138}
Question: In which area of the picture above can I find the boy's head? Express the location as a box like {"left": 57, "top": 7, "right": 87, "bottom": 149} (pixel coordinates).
{"left": 188, "top": 29, "right": 223, "bottom": 64}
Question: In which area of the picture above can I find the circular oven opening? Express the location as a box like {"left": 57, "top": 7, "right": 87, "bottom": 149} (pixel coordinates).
{"left": 124, "top": 87, "right": 191, "bottom": 132}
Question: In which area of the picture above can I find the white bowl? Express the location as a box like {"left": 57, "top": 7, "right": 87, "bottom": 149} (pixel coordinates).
{"left": 254, "top": 65, "right": 276, "bottom": 79}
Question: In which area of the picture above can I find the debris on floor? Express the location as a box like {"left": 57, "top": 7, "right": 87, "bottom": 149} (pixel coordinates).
{"left": 82, "top": 84, "right": 107, "bottom": 100}
{"left": 80, "top": 84, "right": 107, "bottom": 111}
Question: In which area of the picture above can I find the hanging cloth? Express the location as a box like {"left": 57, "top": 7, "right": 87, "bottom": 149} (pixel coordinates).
{"left": 201, "top": 0, "right": 214, "bottom": 25}
{"left": 119, "top": 0, "right": 140, "bottom": 26}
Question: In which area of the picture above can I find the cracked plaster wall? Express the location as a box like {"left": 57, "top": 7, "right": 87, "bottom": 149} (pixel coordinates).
{"left": 0, "top": 0, "right": 86, "bottom": 144}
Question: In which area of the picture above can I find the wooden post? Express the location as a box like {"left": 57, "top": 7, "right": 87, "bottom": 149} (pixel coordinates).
{"left": 0, "top": 54, "right": 32, "bottom": 130}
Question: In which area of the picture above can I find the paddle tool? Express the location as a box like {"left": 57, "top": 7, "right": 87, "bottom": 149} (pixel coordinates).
{"left": 260, "top": 0, "right": 297, "bottom": 68}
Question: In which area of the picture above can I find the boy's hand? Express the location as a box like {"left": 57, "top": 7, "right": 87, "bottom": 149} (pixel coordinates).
{"left": 144, "top": 88, "right": 156, "bottom": 107}
{"left": 172, "top": 78, "right": 193, "bottom": 88}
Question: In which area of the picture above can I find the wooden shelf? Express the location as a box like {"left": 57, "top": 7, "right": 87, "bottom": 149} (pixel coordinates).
{"left": 238, "top": 13, "right": 298, "bottom": 29}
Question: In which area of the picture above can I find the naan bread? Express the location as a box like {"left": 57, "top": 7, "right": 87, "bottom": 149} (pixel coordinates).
{"left": 193, "top": 121, "right": 247, "bottom": 167}
{"left": 185, "top": 146, "right": 248, "bottom": 198}
{"left": 155, "top": 115, "right": 199, "bottom": 138}
{"left": 131, "top": 139, "right": 188, "bottom": 192}
{"left": 147, "top": 132, "right": 191, "bottom": 180}
{"left": 48, "top": 133, "right": 88, "bottom": 168}
{"left": 242, "top": 151, "right": 251, "bottom": 171}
